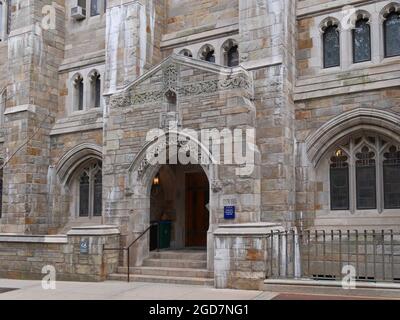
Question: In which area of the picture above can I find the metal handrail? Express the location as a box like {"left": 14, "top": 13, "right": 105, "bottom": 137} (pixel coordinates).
{"left": 103, "top": 222, "right": 159, "bottom": 282}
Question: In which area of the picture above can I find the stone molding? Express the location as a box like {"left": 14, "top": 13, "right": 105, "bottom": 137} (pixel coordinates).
{"left": 306, "top": 108, "right": 400, "bottom": 167}
{"left": 56, "top": 143, "right": 103, "bottom": 183}
{"left": 0, "top": 234, "right": 68, "bottom": 244}
{"left": 107, "top": 54, "right": 253, "bottom": 108}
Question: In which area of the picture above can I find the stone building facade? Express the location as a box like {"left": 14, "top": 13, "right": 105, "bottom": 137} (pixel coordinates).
{"left": 0, "top": 0, "right": 399, "bottom": 289}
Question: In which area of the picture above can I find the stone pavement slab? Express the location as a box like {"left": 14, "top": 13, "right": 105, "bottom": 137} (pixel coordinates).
{"left": 0, "top": 279, "right": 277, "bottom": 300}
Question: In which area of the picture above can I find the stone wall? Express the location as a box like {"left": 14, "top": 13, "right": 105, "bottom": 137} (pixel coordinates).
{"left": 214, "top": 223, "right": 284, "bottom": 290}
{"left": 0, "top": 226, "right": 120, "bottom": 281}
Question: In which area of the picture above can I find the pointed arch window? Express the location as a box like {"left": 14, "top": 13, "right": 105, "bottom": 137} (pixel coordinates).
{"left": 330, "top": 149, "right": 350, "bottom": 210}
{"left": 356, "top": 146, "right": 376, "bottom": 210}
{"left": 89, "top": 70, "right": 101, "bottom": 108}
{"left": 73, "top": 74, "right": 84, "bottom": 111}
{"left": 353, "top": 18, "right": 371, "bottom": 63}
{"left": 384, "top": 11, "right": 400, "bottom": 58}
{"left": 383, "top": 146, "right": 400, "bottom": 209}
{"left": 222, "top": 39, "right": 239, "bottom": 67}
{"left": 165, "top": 90, "right": 177, "bottom": 112}
{"left": 78, "top": 161, "right": 102, "bottom": 218}
{"left": 322, "top": 23, "right": 340, "bottom": 68}
{"left": 199, "top": 45, "right": 216, "bottom": 63}
{"left": 179, "top": 49, "right": 193, "bottom": 58}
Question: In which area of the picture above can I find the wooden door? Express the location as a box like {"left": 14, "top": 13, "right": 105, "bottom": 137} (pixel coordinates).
{"left": 185, "top": 172, "right": 209, "bottom": 247}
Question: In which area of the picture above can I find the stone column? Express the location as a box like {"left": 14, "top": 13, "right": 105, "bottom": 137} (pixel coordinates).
{"left": 239, "top": 0, "right": 297, "bottom": 225}
{"left": 104, "top": 0, "right": 164, "bottom": 93}
{"left": 1, "top": 0, "right": 65, "bottom": 234}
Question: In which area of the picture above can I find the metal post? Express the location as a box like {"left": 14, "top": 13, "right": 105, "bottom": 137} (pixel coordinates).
{"left": 307, "top": 230, "right": 311, "bottom": 278}
{"left": 391, "top": 230, "right": 394, "bottom": 282}
{"left": 285, "top": 231, "right": 288, "bottom": 278}
{"left": 373, "top": 230, "right": 376, "bottom": 280}
{"left": 364, "top": 230, "right": 368, "bottom": 280}
{"left": 338, "top": 230, "right": 342, "bottom": 278}
{"left": 292, "top": 230, "right": 296, "bottom": 278}
{"left": 270, "top": 231, "right": 273, "bottom": 278}
{"left": 347, "top": 230, "right": 351, "bottom": 267}
{"left": 127, "top": 248, "right": 130, "bottom": 283}
{"left": 323, "top": 230, "right": 326, "bottom": 278}
{"left": 355, "top": 230, "right": 359, "bottom": 281}
{"left": 278, "top": 232, "right": 281, "bottom": 278}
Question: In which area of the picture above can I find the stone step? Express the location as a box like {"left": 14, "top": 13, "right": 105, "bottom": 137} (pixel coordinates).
{"left": 143, "top": 258, "right": 207, "bottom": 269}
{"left": 108, "top": 273, "right": 214, "bottom": 286}
{"left": 149, "top": 251, "right": 207, "bottom": 261}
{"left": 117, "top": 266, "right": 213, "bottom": 278}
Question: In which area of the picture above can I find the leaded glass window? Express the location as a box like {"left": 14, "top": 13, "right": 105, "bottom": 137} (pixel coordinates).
{"left": 323, "top": 25, "right": 340, "bottom": 68}
{"left": 330, "top": 150, "right": 350, "bottom": 210}
{"left": 353, "top": 19, "right": 371, "bottom": 63}
{"left": 356, "top": 146, "right": 376, "bottom": 210}
{"left": 384, "top": 12, "right": 400, "bottom": 58}
{"left": 79, "top": 171, "right": 90, "bottom": 217}
{"left": 383, "top": 146, "right": 400, "bottom": 209}
{"left": 93, "top": 170, "right": 102, "bottom": 216}
{"left": 78, "top": 161, "right": 102, "bottom": 218}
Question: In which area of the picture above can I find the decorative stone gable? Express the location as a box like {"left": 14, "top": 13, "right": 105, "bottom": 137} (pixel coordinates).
{"left": 109, "top": 55, "right": 254, "bottom": 109}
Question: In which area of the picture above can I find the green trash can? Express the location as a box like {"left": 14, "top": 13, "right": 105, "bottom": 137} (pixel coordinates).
{"left": 158, "top": 221, "right": 172, "bottom": 249}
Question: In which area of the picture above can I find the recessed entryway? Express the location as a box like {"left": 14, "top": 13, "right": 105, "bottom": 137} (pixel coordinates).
{"left": 149, "top": 164, "right": 210, "bottom": 251}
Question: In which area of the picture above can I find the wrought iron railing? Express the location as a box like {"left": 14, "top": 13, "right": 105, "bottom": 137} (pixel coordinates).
{"left": 103, "top": 222, "right": 159, "bottom": 282}
{"left": 266, "top": 229, "right": 400, "bottom": 283}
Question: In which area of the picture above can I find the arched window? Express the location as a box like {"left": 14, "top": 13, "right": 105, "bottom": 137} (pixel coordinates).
{"left": 384, "top": 11, "right": 400, "bottom": 58}
{"left": 0, "top": 0, "right": 10, "bottom": 42}
{"left": 179, "top": 49, "right": 193, "bottom": 58}
{"left": 73, "top": 74, "right": 84, "bottom": 111}
{"left": 356, "top": 146, "right": 376, "bottom": 210}
{"left": 199, "top": 45, "right": 215, "bottom": 63}
{"left": 383, "top": 146, "right": 400, "bottom": 209}
{"left": 330, "top": 149, "right": 350, "bottom": 210}
{"left": 165, "top": 90, "right": 177, "bottom": 112}
{"left": 222, "top": 39, "right": 239, "bottom": 67}
{"left": 353, "top": 18, "right": 371, "bottom": 63}
{"left": 327, "top": 136, "right": 400, "bottom": 212}
{"left": 322, "top": 21, "right": 340, "bottom": 68}
{"left": 89, "top": 70, "right": 101, "bottom": 108}
{"left": 78, "top": 161, "right": 102, "bottom": 218}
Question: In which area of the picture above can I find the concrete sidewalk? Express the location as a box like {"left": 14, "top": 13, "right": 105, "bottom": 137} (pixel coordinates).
{"left": 0, "top": 279, "right": 278, "bottom": 300}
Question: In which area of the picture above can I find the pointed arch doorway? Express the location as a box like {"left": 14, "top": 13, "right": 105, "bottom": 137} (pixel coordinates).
{"left": 150, "top": 164, "right": 210, "bottom": 250}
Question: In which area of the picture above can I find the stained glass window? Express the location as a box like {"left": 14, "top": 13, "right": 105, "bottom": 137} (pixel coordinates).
{"left": 93, "top": 170, "right": 102, "bottom": 216}
{"left": 353, "top": 19, "right": 371, "bottom": 63}
{"left": 356, "top": 146, "right": 376, "bottom": 210}
{"left": 384, "top": 12, "right": 400, "bottom": 58}
{"left": 323, "top": 25, "right": 340, "bottom": 68}
{"left": 205, "top": 50, "right": 215, "bottom": 63}
{"left": 79, "top": 171, "right": 90, "bottom": 217}
{"left": 383, "top": 146, "right": 400, "bottom": 209}
{"left": 330, "top": 150, "right": 350, "bottom": 210}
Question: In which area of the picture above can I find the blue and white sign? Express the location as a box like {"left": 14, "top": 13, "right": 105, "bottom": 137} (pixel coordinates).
{"left": 224, "top": 206, "right": 236, "bottom": 220}
{"left": 80, "top": 239, "right": 89, "bottom": 254}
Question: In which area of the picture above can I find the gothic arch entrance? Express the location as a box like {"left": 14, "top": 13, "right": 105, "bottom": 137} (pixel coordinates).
{"left": 150, "top": 164, "right": 210, "bottom": 250}
{"left": 127, "top": 136, "right": 218, "bottom": 270}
